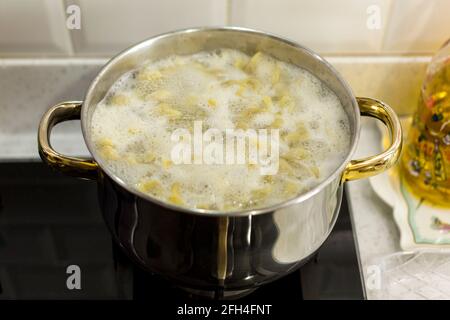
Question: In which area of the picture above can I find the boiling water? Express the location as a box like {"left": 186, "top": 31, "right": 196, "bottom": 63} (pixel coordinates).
{"left": 91, "top": 49, "right": 351, "bottom": 211}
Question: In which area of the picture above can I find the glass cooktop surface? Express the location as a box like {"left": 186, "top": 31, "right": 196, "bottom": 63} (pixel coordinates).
{"left": 0, "top": 162, "right": 363, "bottom": 301}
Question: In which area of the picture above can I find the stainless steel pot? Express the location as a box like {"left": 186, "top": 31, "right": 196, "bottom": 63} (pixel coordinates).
{"left": 38, "top": 27, "right": 402, "bottom": 299}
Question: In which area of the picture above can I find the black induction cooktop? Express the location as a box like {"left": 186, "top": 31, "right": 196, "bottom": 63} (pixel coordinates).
{"left": 0, "top": 162, "right": 363, "bottom": 301}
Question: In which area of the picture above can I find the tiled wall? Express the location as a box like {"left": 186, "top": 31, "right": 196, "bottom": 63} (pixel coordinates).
{"left": 0, "top": 0, "right": 448, "bottom": 56}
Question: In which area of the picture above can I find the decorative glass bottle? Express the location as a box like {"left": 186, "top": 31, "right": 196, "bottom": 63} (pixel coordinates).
{"left": 401, "top": 40, "right": 450, "bottom": 207}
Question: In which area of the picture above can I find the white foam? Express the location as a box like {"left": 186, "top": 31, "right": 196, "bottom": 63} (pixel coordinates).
{"left": 91, "top": 49, "right": 351, "bottom": 211}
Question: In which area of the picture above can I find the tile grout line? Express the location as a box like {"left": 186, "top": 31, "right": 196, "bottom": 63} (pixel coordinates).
{"left": 380, "top": 0, "right": 395, "bottom": 52}
{"left": 59, "top": 0, "right": 75, "bottom": 57}
{"left": 226, "top": 0, "right": 232, "bottom": 25}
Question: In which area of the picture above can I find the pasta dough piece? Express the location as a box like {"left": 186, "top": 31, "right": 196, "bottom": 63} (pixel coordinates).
{"left": 138, "top": 179, "right": 163, "bottom": 196}
{"left": 96, "top": 138, "right": 118, "bottom": 160}
{"left": 279, "top": 158, "right": 295, "bottom": 176}
{"left": 150, "top": 90, "right": 171, "bottom": 102}
{"left": 284, "top": 124, "right": 309, "bottom": 146}
{"left": 208, "top": 98, "right": 217, "bottom": 108}
{"left": 137, "top": 70, "right": 162, "bottom": 82}
{"left": 262, "top": 96, "right": 272, "bottom": 108}
{"left": 271, "top": 116, "right": 283, "bottom": 129}
{"left": 282, "top": 147, "right": 310, "bottom": 161}
{"left": 283, "top": 180, "right": 301, "bottom": 196}
{"left": 271, "top": 64, "right": 281, "bottom": 85}
{"left": 245, "top": 52, "right": 263, "bottom": 73}
{"left": 251, "top": 186, "right": 272, "bottom": 203}
{"left": 234, "top": 57, "right": 249, "bottom": 70}
{"left": 162, "top": 159, "right": 173, "bottom": 169}
{"left": 156, "top": 103, "right": 182, "bottom": 119}
{"left": 108, "top": 94, "right": 130, "bottom": 106}
{"left": 168, "top": 182, "right": 184, "bottom": 205}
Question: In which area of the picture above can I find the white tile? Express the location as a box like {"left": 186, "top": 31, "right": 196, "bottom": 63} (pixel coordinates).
{"left": 0, "top": 0, "right": 71, "bottom": 56}
{"left": 68, "top": 0, "right": 227, "bottom": 56}
{"left": 328, "top": 56, "right": 430, "bottom": 115}
{"left": 230, "top": 0, "right": 391, "bottom": 54}
{"left": 382, "top": 0, "right": 450, "bottom": 53}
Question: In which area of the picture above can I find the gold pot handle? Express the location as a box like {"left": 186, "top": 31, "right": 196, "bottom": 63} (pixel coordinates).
{"left": 342, "top": 97, "right": 402, "bottom": 182}
{"left": 38, "top": 101, "right": 98, "bottom": 180}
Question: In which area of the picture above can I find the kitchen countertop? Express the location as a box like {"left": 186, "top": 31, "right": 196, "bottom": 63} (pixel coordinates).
{"left": 0, "top": 57, "right": 429, "bottom": 299}
{"left": 345, "top": 117, "right": 402, "bottom": 300}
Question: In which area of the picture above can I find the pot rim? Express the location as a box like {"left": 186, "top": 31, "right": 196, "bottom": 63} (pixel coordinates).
{"left": 81, "top": 26, "right": 360, "bottom": 217}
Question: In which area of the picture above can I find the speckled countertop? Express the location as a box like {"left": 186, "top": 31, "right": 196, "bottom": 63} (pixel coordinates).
{"left": 0, "top": 58, "right": 107, "bottom": 159}
{"left": 345, "top": 117, "right": 403, "bottom": 299}
{"left": 0, "top": 56, "right": 430, "bottom": 299}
